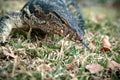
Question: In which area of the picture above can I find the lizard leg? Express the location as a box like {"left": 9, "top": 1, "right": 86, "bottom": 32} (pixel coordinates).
{"left": 0, "top": 12, "right": 24, "bottom": 44}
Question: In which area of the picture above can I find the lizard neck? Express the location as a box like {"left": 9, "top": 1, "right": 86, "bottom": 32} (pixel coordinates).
{"left": 0, "top": 12, "right": 24, "bottom": 43}
{"left": 7, "top": 12, "right": 24, "bottom": 28}
{"left": 0, "top": 12, "right": 24, "bottom": 29}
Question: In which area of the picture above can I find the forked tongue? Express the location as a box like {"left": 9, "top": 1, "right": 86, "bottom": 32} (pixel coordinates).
{"left": 80, "top": 40, "right": 91, "bottom": 52}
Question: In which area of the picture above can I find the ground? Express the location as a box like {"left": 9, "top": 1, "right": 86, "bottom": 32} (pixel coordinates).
{"left": 0, "top": 0, "right": 120, "bottom": 80}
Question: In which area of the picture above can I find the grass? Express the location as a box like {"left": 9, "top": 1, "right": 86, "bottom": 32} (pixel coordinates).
{"left": 0, "top": 1, "right": 120, "bottom": 80}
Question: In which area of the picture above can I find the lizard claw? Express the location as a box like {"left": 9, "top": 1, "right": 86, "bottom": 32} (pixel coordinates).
{"left": 0, "top": 42, "right": 7, "bottom": 46}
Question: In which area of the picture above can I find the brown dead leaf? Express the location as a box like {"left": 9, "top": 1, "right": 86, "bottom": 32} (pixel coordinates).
{"left": 101, "top": 35, "right": 111, "bottom": 52}
{"left": 44, "top": 78, "right": 52, "bottom": 80}
{"left": 108, "top": 59, "right": 120, "bottom": 70}
{"left": 86, "top": 64, "right": 104, "bottom": 74}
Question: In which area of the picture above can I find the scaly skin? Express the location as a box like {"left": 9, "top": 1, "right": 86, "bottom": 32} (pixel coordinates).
{"left": 0, "top": 0, "right": 90, "bottom": 50}
{"left": 0, "top": 13, "right": 22, "bottom": 43}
